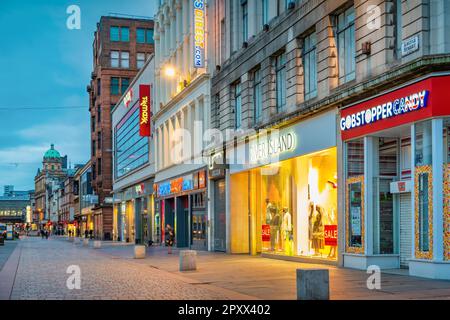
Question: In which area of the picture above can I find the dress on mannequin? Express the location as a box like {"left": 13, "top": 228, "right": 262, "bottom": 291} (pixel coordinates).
{"left": 312, "top": 206, "right": 325, "bottom": 254}
{"left": 282, "top": 207, "right": 293, "bottom": 256}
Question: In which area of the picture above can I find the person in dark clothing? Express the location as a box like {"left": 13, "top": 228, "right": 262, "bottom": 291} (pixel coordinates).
{"left": 89, "top": 229, "right": 93, "bottom": 239}
{"left": 84, "top": 229, "right": 88, "bottom": 239}
{"left": 165, "top": 224, "right": 175, "bottom": 254}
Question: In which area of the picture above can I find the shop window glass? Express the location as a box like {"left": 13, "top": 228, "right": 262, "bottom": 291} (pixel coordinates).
{"left": 374, "top": 138, "right": 397, "bottom": 254}
{"left": 348, "top": 180, "right": 363, "bottom": 248}
{"left": 346, "top": 138, "right": 364, "bottom": 177}
{"left": 256, "top": 147, "right": 337, "bottom": 260}
{"left": 418, "top": 172, "right": 430, "bottom": 252}
{"left": 415, "top": 120, "right": 432, "bottom": 166}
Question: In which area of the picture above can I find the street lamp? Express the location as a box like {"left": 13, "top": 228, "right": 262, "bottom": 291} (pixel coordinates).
{"left": 164, "top": 65, "right": 176, "bottom": 78}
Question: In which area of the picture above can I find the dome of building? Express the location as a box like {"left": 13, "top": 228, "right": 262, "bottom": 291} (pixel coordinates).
{"left": 43, "top": 144, "right": 61, "bottom": 160}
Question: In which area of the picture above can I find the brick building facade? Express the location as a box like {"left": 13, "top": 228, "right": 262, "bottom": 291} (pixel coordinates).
{"left": 88, "top": 16, "right": 154, "bottom": 240}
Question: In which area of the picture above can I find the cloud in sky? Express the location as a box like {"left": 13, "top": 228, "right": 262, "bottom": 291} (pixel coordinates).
{"left": 0, "top": 0, "right": 157, "bottom": 191}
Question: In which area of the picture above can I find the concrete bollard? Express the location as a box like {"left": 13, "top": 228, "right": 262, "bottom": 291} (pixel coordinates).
{"left": 83, "top": 239, "right": 89, "bottom": 247}
{"left": 296, "top": 269, "right": 329, "bottom": 300}
{"left": 179, "top": 250, "right": 197, "bottom": 271}
{"left": 93, "top": 240, "right": 102, "bottom": 249}
{"left": 134, "top": 245, "right": 146, "bottom": 259}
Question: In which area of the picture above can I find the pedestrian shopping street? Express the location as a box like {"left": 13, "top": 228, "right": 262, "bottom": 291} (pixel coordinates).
{"left": 1, "top": 237, "right": 450, "bottom": 300}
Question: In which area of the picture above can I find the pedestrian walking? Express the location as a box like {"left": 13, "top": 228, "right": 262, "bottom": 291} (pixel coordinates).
{"left": 165, "top": 224, "right": 175, "bottom": 254}
{"left": 84, "top": 229, "right": 88, "bottom": 239}
{"left": 45, "top": 229, "right": 49, "bottom": 239}
{"left": 89, "top": 229, "right": 93, "bottom": 239}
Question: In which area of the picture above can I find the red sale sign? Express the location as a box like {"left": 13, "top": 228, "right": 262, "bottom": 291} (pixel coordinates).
{"left": 262, "top": 224, "right": 270, "bottom": 242}
{"left": 139, "top": 84, "right": 151, "bottom": 137}
{"left": 324, "top": 225, "right": 337, "bottom": 246}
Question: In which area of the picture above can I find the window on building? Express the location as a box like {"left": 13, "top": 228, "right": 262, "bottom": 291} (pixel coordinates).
{"left": 262, "top": 0, "right": 269, "bottom": 26}
{"left": 121, "top": 78, "right": 130, "bottom": 94}
{"left": 234, "top": 82, "right": 242, "bottom": 129}
{"left": 415, "top": 120, "right": 433, "bottom": 253}
{"left": 303, "top": 32, "right": 317, "bottom": 100}
{"left": 121, "top": 27, "right": 129, "bottom": 42}
{"left": 242, "top": 0, "right": 248, "bottom": 42}
{"left": 253, "top": 69, "right": 262, "bottom": 123}
{"left": 137, "top": 53, "right": 146, "bottom": 68}
{"left": 111, "top": 77, "right": 120, "bottom": 95}
{"left": 91, "top": 116, "right": 95, "bottom": 132}
{"left": 97, "top": 79, "right": 101, "bottom": 96}
{"left": 121, "top": 51, "right": 129, "bottom": 68}
{"left": 110, "top": 26, "right": 129, "bottom": 42}
{"left": 137, "top": 28, "right": 154, "bottom": 44}
{"left": 346, "top": 138, "right": 364, "bottom": 250}
{"left": 336, "top": 6, "right": 356, "bottom": 84}
{"left": 97, "top": 132, "right": 101, "bottom": 150}
{"left": 110, "top": 26, "right": 120, "bottom": 41}
{"left": 97, "top": 158, "right": 102, "bottom": 176}
{"left": 97, "top": 106, "right": 101, "bottom": 123}
{"left": 92, "top": 140, "right": 96, "bottom": 157}
{"left": 275, "top": 52, "right": 287, "bottom": 111}
{"left": 111, "top": 51, "right": 119, "bottom": 68}
{"left": 395, "top": 0, "right": 403, "bottom": 58}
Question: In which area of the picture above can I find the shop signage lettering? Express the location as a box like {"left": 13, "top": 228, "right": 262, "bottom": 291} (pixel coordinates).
{"left": 250, "top": 132, "right": 296, "bottom": 162}
{"left": 124, "top": 89, "right": 133, "bottom": 108}
{"left": 198, "top": 170, "right": 206, "bottom": 188}
{"left": 262, "top": 224, "right": 271, "bottom": 242}
{"left": 158, "top": 182, "right": 171, "bottom": 197}
{"left": 193, "top": 0, "right": 205, "bottom": 68}
{"left": 139, "top": 85, "right": 151, "bottom": 137}
{"left": 182, "top": 175, "right": 194, "bottom": 191}
{"left": 171, "top": 178, "right": 183, "bottom": 194}
{"left": 340, "top": 90, "right": 429, "bottom": 131}
{"left": 324, "top": 225, "right": 337, "bottom": 246}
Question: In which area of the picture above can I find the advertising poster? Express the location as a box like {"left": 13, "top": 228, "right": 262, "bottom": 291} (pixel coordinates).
{"left": 351, "top": 207, "right": 361, "bottom": 236}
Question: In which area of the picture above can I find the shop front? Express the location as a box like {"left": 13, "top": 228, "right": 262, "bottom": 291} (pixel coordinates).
{"left": 340, "top": 75, "right": 450, "bottom": 279}
{"left": 228, "top": 109, "right": 339, "bottom": 264}
{"left": 113, "top": 180, "right": 154, "bottom": 245}
{"left": 154, "top": 169, "right": 208, "bottom": 250}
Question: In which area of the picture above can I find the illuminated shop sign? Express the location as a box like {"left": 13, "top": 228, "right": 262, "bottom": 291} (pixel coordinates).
{"left": 249, "top": 132, "right": 296, "bottom": 163}
{"left": 124, "top": 89, "right": 133, "bottom": 108}
{"left": 340, "top": 90, "right": 429, "bottom": 131}
{"left": 193, "top": 0, "right": 205, "bottom": 68}
{"left": 139, "top": 84, "right": 151, "bottom": 137}
{"left": 158, "top": 182, "right": 171, "bottom": 197}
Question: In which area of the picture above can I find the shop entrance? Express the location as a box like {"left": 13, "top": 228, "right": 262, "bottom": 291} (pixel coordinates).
{"left": 214, "top": 179, "right": 226, "bottom": 252}
{"left": 176, "top": 196, "right": 189, "bottom": 248}
{"left": 372, "top": 125, "right": 412, "bottom": 266}
{"left": 191, "top": 192, "right": 208, "bottom": 251}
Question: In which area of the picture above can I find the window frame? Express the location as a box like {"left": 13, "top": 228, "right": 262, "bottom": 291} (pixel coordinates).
{"left": 275, "top": 52, "right": 287, "bottom": 112}
{"left": 303, "top": 31, "right": 318, "bottom": 100}
{"left": 335, "top": 6, "right": 356, "bottom": 84}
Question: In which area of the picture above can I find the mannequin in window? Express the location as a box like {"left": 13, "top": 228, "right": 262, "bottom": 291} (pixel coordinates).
{"left": 312, "top": 205, "right": 325, "bottom": 255}
{"left": 282, "top": 207, "right": 293, "bottom": 256}
{"left": 270, "top": 205, "right": 281, "bottom": 252}
{"left": 308, "top": 202, "right": 315, "bottom": 254}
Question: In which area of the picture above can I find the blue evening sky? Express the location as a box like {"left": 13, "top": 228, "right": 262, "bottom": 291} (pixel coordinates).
{"left": 0, "top": 0, "right": 158, "bottom": 191}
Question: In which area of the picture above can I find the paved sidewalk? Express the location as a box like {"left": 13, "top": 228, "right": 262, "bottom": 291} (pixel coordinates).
{"left": 0, "top": 241, "right": 18, "bottom": 272}
{"left": 93, "top": 242, "right": 450, "bottom": 300}
{"left": 8, "top": 237, "right": 254, "bottom": 300}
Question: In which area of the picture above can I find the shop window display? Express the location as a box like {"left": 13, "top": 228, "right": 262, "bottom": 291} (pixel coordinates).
{"left": 443, "top": 118, "right": 450, "bottom": 260}
{"left": 414, "top": 120, "right": 433, "bottom": 258}
{"left": 257, "top": 147, "right": 338, "bottom": 260}
{"left": 345, "top": 138, "right": 364, "bottom": 253}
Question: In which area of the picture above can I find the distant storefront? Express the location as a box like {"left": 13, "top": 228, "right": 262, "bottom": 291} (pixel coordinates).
{"left": 154, "top": 169, "right": 208, "bottom": 250}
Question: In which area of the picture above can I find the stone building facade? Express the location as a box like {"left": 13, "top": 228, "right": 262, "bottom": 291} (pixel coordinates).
{"left": 208, "top": 0, "right": 450, "bottom": 279}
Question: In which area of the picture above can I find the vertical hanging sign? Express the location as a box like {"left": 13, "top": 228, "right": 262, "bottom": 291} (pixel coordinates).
{"left": 193, "top": 0, "right": 205, "bottom": 68}
{"left": 139, "top": 84, "right": 151, "bottom": 137}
